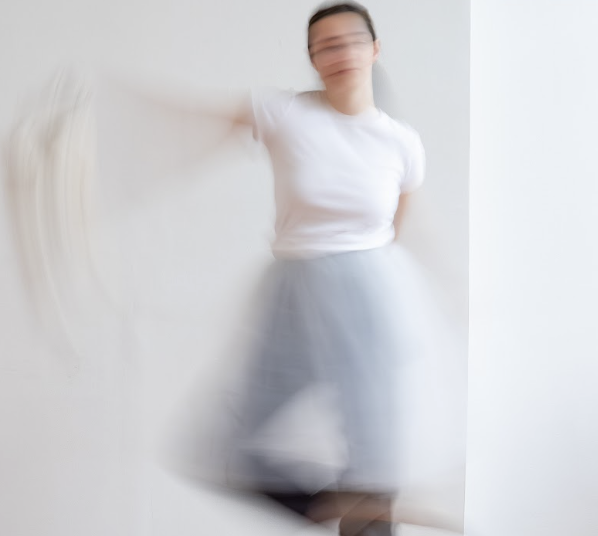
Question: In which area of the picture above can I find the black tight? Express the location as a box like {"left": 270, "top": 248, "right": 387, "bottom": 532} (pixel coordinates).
{"left": 261, "top": 490, "right": 396, "bottom": 536}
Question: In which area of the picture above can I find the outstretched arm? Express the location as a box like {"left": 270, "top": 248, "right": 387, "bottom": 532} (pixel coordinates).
{"left": 102, "top": 71, "right": 254, "bottom": 132}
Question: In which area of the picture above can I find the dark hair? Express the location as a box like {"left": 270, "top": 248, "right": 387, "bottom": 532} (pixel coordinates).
{"left": 307, "top": 2, "right": 377, "bottom": 49}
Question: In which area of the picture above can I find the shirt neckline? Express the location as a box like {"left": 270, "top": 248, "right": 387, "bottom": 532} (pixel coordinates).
{"left": 317, "top": 91, "right": 382, "bottom": 124}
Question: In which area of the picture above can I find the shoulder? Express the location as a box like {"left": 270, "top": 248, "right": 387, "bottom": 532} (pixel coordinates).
{"left": 251, "top": 87, "right": 325, "bottom": 122}
{"left": 384, "top": 115, "right": 423, "bottom": 146}
{"left": 381, "top": 115, "right": 425, "bottom": 160}
{"left": 251, "top": 86, "right": 296, "bottom": 111}
{"left": 251, "top": 87, "right": 320, "bottom": 142}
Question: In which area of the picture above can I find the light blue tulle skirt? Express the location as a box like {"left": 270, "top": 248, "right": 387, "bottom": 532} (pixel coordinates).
{"left": 228, "top": 246, "right": 405, "bottom": 492}
{"left": 179, "top": 244, "right": 466, "bottom": 496}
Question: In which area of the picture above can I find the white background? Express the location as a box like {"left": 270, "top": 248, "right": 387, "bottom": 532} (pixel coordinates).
{"left": 467, "top": 1, "right": 598, "bottom": 535}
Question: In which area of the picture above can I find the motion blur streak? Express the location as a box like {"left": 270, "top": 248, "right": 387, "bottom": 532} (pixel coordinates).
{"left": 5, "top": 70, "right": 108, "bottom": 357}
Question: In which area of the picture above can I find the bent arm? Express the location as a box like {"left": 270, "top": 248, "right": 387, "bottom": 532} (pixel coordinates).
{"left": 393, "top": 193, "right": 411, "bottom": 241}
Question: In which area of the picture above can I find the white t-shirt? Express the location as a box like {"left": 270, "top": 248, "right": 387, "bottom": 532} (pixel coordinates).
{"left": 251, "top": 88, "right": 425, "bottom": 258}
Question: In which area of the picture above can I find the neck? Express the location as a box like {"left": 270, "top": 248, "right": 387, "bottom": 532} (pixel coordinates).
{"left": 323, "top": 81, "right": 375, "bottom": 116}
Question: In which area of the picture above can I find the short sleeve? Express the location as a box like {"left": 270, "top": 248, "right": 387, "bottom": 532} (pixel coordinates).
{"left": 400, "top": 128, "right": 426, "bottom": 194}
{"left": 250, "top": 87, "right": 296, "bottom": 143}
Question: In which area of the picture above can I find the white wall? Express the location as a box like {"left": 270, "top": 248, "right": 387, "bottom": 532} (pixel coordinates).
{"left": 0, "top": 1, "right": 468, "bottom": 535}
{"left": 467, "top": 1, "right": 598, "bottom": 535}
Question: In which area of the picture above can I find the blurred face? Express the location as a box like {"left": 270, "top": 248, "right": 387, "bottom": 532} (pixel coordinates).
{"left": 308, "top": 12, "right": 380, "bottom": 88}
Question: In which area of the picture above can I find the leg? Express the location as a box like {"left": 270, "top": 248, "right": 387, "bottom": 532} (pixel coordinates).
{"left": 307, "top": 491, "right": 396, "bottom": 536}
{"left": 260, "top": 491, "right": 319, "bottom": 518}
{"left": 337, "top": 493, "right": 395, "bottom": 536}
